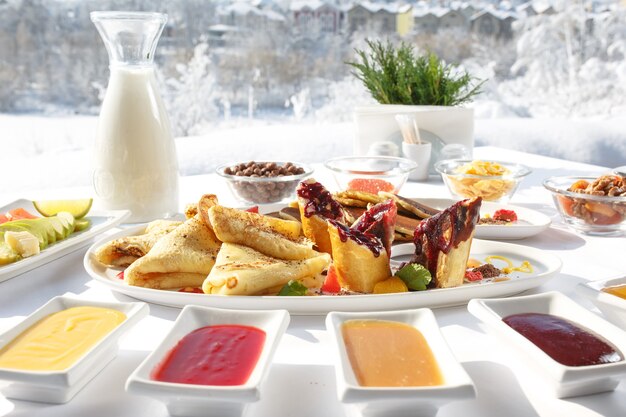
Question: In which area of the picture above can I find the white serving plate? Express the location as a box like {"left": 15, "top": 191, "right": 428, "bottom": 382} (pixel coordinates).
{"left": 84, "top": 223, "right": 562, "bottom": 315}
{"left": 0, "top": 294, "right": 148, "bottom": 403}
{"left": 577, "top": 276, "right": 626, "bottom": 330}
{"left": 417, "top": 198, "right": 551, "bottom": 240}
{"left": 468, "top": 291, "right": 626, "bottom": 398}
{"left": 126, "top": 306, "right": 289, "bottom": 417}
{"left": 325, "top": 308, "right": 475, "bottom": 417}
{"left": 0, "top": 199, "right": 130, "bottom": 283}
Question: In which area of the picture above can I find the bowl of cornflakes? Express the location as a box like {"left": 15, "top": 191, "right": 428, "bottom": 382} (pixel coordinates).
{"left": 435, "top": 160, "right": 531, "bottom": 202}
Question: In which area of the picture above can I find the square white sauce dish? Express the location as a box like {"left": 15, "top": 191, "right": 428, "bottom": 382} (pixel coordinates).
{"left": 468, "top": 291, "right": 626, "bottom": 398}
{"left": 578, "top": 276, "right": 626, "bottom": 329}
{"left": 325, "top": 308, "right": 475, "bottom": 417}
{"left": 0, "top": 294, "right": 148, "bottom": 403}
{"left": 126, "top": 305, "right": 290, "bottom": 417}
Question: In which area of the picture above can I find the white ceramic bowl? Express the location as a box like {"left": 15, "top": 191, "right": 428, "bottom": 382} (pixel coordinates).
{"left": 126, "top": 306, "right": 290, "bottom": 417}
{"left": 0, "top": 294, "right": 148, "bottom": 403}
{"left": 468, "top": 291, "right": 626, "bottom": 398}
{"left": 577, "top": 276, "right": 626, "bottom": 330}
{"left": 325, "top": 309, "right": 475, "bottom": 417}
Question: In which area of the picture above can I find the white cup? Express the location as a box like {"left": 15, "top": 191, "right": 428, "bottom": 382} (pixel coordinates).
{"left": 402, "top": 142, "right": 432, "bottom": 181}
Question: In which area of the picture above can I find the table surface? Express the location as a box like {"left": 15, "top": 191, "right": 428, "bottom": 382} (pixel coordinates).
{"left": 1, "top": 146, "right": 625, "bottom": 417}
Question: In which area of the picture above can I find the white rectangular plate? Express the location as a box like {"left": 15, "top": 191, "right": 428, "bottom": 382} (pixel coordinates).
{"left": 468, "top": 291, "right": 626, "bottom": 398}
{"left": 0, "top": 199, "right": 130, "bottom": 283}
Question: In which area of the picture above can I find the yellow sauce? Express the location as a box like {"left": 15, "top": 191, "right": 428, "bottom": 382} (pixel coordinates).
{"left": 342, "top": 320, "right": 444, "bottom": 387}
{"left": 485, "top": 255, "right": 533, "bottom": 274}
{"left": 602, "top": 284, "right": 626, "bottom": 300}
{"left": 0, "top": 306, "right": 126, "bottom": 371}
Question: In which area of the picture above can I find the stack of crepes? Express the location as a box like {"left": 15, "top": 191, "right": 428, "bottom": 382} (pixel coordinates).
{"left": 94, "top": 194, "right": 331, "bottom": 296}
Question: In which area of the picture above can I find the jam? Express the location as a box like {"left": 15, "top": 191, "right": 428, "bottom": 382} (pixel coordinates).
{"left": 503, "top": 313, "right": 623, "bottom": 366}
{"left": 151, "top": 324, "right": 266, "bottom": 386}
{"left": 329, "top": 219, "right": 383, "bottom": 257}
{"left": 412, "top": 198, "right": 481, "bottom": 279}
{"left": 297, "top": 180, "right": 344, "bottom": 220}
{"left": 352, "top": 200, "right": 397, "bottom": 255}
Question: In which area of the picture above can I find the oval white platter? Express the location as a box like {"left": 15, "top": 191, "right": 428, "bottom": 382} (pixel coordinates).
{"left": 0, "top": 199, "right": 130, "bottom": 283}
{"left": 417, "top": 198, "right": 551, "bottom": 240}
{"left": 84, "top": 224, "right": 562, "bottom": 315}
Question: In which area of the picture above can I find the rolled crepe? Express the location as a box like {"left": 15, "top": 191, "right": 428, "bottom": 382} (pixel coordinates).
{"left": 208, "top": 205, "right": 317, "bottom": 260}
{"left": 95, "top": 219, "right": 182, "bottom": 267}
{"left": 327, "top": 222, "right": 390, "bottom": 293}
{"left": 203, "top": 243, "right": 331, "bottom": 295}
{"left": 124, "top": 215, "right": 221, "bottom": 289}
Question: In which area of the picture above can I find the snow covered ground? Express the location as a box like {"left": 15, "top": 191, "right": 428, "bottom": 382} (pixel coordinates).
{"left": 1, "top": 112, "right": 625, "bottom": 194}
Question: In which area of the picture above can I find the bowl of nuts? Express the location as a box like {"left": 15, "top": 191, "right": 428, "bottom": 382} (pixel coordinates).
{"left": 543, "top": 175, "right": 626, "bottom": 236}
{"left": 217, "top": 161, "right": 313, "bottom": 205}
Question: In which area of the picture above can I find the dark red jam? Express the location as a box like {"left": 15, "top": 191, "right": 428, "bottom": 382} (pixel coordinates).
{"left": 503, "top": 313, "right": 623, "bottom": 366}
{"left": 412, "top": 198, "right": 481, "bottom": 279}
{"left": 328, "top": 219, "right": 383, "bottom": 257}
{"left": 297, "top": 180, "right": 344, "bottom": 220}
{"left": 352, "top": 200, "right": 397, "bottom": 255}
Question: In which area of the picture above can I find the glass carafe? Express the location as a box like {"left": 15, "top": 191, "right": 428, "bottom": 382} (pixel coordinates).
{"left": 91, "top": 11, "right": 179, "bottom": 223}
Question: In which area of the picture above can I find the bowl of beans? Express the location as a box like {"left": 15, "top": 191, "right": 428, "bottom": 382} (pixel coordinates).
{"left": 216, "top": 161, "right": 313, "bottom": 205}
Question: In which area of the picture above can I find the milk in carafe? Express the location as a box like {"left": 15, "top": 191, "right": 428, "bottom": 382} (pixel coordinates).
{"left": 91, "top": 12, "right": 179, "bottom": 222}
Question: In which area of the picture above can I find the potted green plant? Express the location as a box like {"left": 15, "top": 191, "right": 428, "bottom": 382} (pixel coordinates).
{"left": 348, "top": 40, "right": 485, "bottom": 173}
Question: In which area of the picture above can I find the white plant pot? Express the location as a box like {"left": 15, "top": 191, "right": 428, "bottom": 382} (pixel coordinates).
{"left": 353, "top": 105, "right": 474, "bottom": 174}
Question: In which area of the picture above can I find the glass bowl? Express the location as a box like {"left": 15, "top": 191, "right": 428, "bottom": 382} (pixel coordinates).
{"left": 216, "top": 161, "right": 313, "bottom": 205}
{"left": 543, "top": 176, "right": 626, "bottom": 236}
{"left": 324, "top": 156, "right": 418, "bottom": 193}
{"left": 435, "top": 159, "right": 531, "bottom": 203}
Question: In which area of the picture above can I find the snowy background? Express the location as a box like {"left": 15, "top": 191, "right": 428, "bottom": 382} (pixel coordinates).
{"left": 1, "top": 0, "right": 625, "bottom": 193}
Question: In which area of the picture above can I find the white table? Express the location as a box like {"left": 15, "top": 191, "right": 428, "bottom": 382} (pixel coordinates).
{"left": 1, "top": 146, "right": 625, "bottom": 417}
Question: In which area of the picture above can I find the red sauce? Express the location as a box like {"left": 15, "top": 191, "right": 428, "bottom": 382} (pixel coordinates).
{"left": 297, "top": 180, "right": 344, "bottom": 220}
{"left": 503, "top": 313, "right": 623, "bottom": 367}
{"left": 116, "top": 270, "right": 125, "bottom": 280}
{"left": 152, "top": 325, "right": 266, "bottom": 385}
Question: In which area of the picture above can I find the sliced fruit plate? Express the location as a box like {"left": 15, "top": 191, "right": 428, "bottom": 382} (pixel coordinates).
{"left": 0, "top": 199, "right": 130, "bottom": 283}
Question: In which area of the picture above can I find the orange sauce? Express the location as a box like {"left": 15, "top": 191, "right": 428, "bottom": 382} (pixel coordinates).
{"left": 341, "top": 320, "right": 444, "bottom": 387}
{"left": 603, "top": 284, "right": 626, "bottom": 300}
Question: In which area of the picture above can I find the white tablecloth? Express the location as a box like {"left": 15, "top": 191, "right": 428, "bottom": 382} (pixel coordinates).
{"left": 1, "top": 146, "right": 625, "bottom": 417}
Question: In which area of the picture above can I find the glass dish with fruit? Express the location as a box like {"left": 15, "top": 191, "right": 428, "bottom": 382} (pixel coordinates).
{"left": 435, "top": 160, "right": 531, "bottom": 203}
{"left": 324, "top": 156, "right": 417, "bottom": 194}
{"left": 543, "top": 175, "right": 626, "bottom": 236}
{"left": 216, "top": 161, "right": 313, "bottom": 205}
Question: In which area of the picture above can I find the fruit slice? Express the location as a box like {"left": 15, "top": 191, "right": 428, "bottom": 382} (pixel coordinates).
{"left": 47, "top": 216, "right": 66, "bottom": 240}
{"left": 56, "top": 212, "right": 76, "bottom": 235}
{"left": 0, "top": 234, "right": 20, "bottom": 265}
{"left": 33, "top": 199, "right": 93, "bottom": 219}
{"left": 74, "top": 218, "right": 91, "bottom": 232}
{"left": 6, "top": 208, "right": 38, "bottom": 221}
{"left": 347, "top": 178, "right": 395, "bottom": 194}
{"left": 0, "top": 222, "right": 47, "bottom": 249}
